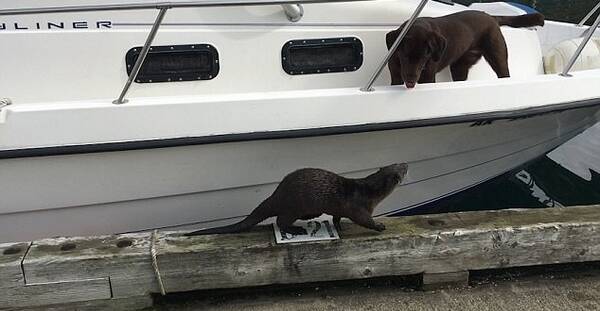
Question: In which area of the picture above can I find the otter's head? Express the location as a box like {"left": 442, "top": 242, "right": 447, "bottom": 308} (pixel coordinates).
{"left": 365, "top": 163, "right": 409, "bottom": 214}
{"left": 378, "top": 163, "right": 408, "bottom": 190}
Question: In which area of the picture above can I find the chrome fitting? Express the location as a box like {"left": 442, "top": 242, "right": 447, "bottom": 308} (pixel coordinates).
{"left": 282, "top": 4, "right": 304, "bottom": 22}
{"left": 0, "top": 98, "right": 12, "bottom": 110}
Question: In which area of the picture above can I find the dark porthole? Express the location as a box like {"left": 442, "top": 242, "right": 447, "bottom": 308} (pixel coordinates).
{"left": 281, "top": 37, "right": 364, "bottom": 75}
{"left": 126, "top": 44, "right": 219, "bottom": 83}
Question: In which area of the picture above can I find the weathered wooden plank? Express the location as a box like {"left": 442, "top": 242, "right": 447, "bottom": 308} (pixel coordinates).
{"left": 22, "top": 233, "right": 158, "bottom": 298}
{"left": 155, "top": 206, "right": 600, "bottom": 293}
{"left": 2, "top": 278, "right": 111, "bottom": 308}
{"left": 0, "top": 242, "right": 30, "bottom": 288}
{"left": 1, "top": 242, "right": 117, "bottom": 308}
{"left": 3, "top": 205, "right": 600, "bottom": 311}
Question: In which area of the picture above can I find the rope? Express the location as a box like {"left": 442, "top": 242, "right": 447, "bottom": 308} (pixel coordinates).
{"left": 151, "top": 229, "right": 167, "bottom": 296}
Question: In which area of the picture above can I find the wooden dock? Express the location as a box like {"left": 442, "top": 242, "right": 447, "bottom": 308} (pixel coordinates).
{"left": 2, "top": 205, "right": 600, "bottom": 310}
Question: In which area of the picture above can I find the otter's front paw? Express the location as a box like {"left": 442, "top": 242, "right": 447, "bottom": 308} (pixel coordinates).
{"left": 374, "top": 223, "right": 386, "bottom": 232}
{"left": 284, "top": 226, "right": 308, "bottom": 236}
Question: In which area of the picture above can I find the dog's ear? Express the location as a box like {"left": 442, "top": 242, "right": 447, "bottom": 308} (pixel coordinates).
{"left": 386, "top": 24, "right": 406, "bottom": 50}
{"left": 429, "top": 31, "right": 447, "bottom": 62}
{"left": 386, "top": 29, "right": 400, "bottom": 50}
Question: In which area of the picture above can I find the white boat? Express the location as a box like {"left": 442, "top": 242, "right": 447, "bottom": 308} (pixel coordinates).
{"left": 1, "top": 0, "right": 599, "bottom": 242}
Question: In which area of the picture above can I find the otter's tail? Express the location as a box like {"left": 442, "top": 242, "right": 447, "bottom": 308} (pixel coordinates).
{"left": 494, "top": 13, "right": 545, "bottom": 28}
{"left": 185, "top": 198, "right": 275, "bottom": 236}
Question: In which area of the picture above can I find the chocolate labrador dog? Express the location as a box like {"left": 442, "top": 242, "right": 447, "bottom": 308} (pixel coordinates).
{"left": 386, "top": 11, "right": 544, "bottom": 88}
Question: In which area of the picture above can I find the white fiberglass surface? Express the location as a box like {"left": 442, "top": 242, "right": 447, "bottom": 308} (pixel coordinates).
{"left": 5, "top": 107, "right": 590, "bottom": 215}
{"left": 0, "top": 0, "right": 547, "bottom": 104}
{"left": 1, "top": 69, "right": 600, "bottom": 152}
{"left": 0, "top": 106, "right": 593, "bottom": 242}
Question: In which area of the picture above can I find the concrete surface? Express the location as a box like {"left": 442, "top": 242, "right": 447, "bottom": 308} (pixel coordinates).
{"left": 151, "top": 262, "right": 600, "bottom": 310}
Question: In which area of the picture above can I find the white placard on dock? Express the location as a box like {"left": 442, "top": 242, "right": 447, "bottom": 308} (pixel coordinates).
{"left": 273, "top": 215, "right": 339, "bottom": 244}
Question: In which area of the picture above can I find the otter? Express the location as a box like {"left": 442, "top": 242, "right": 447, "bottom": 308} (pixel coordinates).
{"left": 185, "top": 163, "right": 408, "bottom": 236}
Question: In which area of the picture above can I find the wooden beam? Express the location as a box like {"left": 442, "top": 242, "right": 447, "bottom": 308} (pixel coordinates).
{"left": 0, "top": 241, "right": 136, "bottom": 309}
{"left": 0, "top": 235, "right": 154, "bottom": 309}
{"left": 3, "top": 278, "right": 111, "bottom": 309}
{"left": 158, "top": 206, "right": 600, "bottom": 292}
{"left": 0, "top": 242, "right": 30, "bottom": 287}
{"left": 2, "top": 205, "right": 600, "bottom": 310}
{"left": 21, "top": 233, "right": 158, "bottom": 298}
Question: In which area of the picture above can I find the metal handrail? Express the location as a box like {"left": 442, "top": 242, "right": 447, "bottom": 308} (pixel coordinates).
{"left": 360, "top": 0, "right": 429, "bottom": 92}
{"left": 578, "top": 1, "right": 600, "bottom": 27}
{"left": 0, "top": 0, "right": 368, "bottom": 16}
{"left": 560, "top": 11, "right": 600, "bottom": 77}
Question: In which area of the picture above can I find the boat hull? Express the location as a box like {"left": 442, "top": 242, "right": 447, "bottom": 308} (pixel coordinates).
{"left": 2, "top": 104, "right": 598, "bottom": 242}
{"left": 2, "top": 0, "right": 600, "bottom": 242}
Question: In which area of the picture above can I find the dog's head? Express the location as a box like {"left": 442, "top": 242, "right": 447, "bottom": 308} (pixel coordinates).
{"left": 386, "top": 23, "right": 447, "bottom": 88}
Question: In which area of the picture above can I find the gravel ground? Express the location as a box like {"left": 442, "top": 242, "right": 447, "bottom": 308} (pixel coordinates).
{"left": 149, "top": 262, "right": 600, "bottom": 311}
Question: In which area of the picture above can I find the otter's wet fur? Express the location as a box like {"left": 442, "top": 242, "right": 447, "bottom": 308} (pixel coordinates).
{"left": 185, "top": 163, "right": 408, "bottom": 236}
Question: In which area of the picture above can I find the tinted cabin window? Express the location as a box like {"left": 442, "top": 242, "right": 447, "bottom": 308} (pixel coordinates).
{"left": 126, "top": 44, "right": 219, "bottom": 83}
{"left": 282, "top": 37, "right": 364, "bottom": 75}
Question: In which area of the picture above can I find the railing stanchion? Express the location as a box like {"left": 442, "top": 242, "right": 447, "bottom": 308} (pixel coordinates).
{"left": 113, "top": 7, "right": 168, "bottom": 105}
{"left": 560, "top": 11, "right": 600, "bottom": 77}
{"left": 578, "top": 1, "right": 600, "bottom": 27}
{"left": 360, "top": 0, "right": 429, "bottom": 92}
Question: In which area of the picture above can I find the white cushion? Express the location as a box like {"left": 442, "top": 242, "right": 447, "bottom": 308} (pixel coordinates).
{"left": 543, "top": 37, "right": 600, "bottom": 74}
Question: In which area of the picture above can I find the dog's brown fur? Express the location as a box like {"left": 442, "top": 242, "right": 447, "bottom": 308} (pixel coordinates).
{"left": 386, "top": 11, "right": 545, "bottom": 88}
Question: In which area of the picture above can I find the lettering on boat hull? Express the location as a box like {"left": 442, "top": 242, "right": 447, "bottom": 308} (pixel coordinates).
{"left": 0, "top": 21, "right": 112, "bottom": 30}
